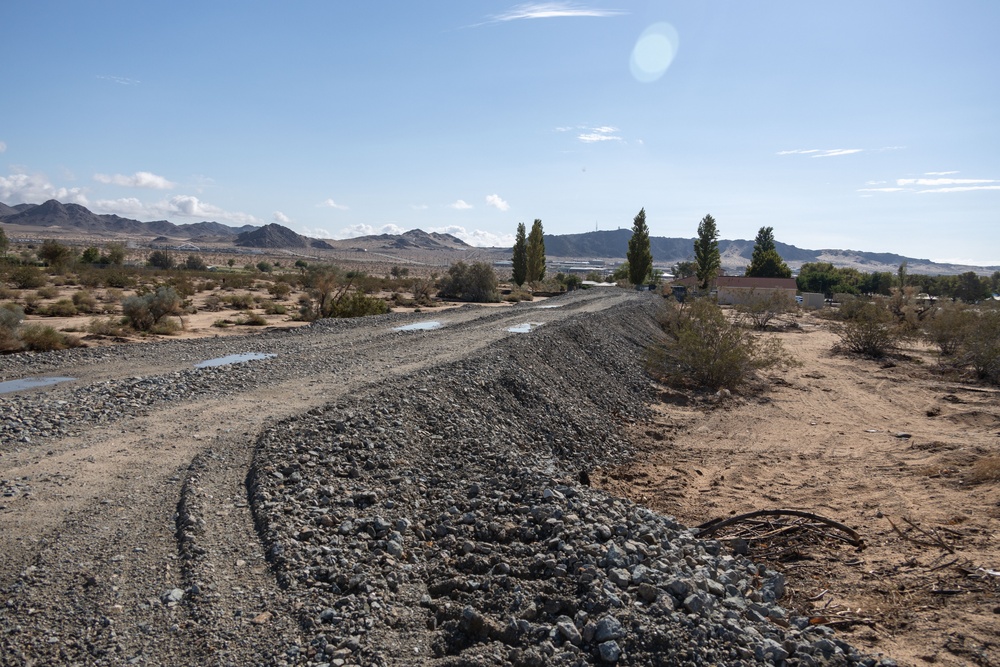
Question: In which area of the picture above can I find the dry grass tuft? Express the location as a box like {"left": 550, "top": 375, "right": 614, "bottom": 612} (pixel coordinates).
{"left": 967, "top": 455, "right": 1000, "bottom": 484}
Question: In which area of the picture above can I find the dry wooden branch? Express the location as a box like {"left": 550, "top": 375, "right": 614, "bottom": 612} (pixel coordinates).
{"left": 696, "top": 509, "right": 864, "bottom": 548}
{"left": 886, "top": 517, "right": 955, "bottom": 554}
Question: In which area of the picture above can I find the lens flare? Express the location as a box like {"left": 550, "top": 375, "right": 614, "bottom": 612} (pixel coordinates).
{"left": 630, "top": 22, "right": 679, "bottom": 83}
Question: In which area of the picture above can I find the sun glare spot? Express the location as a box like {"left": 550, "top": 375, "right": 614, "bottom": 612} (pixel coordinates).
{"left": 630, "top": 23, "right": 679, "bottom": 83}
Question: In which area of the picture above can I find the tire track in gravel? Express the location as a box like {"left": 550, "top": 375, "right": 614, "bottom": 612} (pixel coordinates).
{"left": 0, "top": 290, "right": 641, "bottom": 666}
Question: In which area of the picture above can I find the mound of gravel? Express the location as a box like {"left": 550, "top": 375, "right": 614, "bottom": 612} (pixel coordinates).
{"left": 245, "top": 298, "right": 895, "bottom": 666}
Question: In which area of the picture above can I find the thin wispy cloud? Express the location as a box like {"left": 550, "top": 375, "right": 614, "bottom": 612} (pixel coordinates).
{"left": 448, "top": 199, "right": 473, "bottom": 210}
{"left": 778, "top": 148, "right": 863, "bottom": 158}
{"left": 94, "top": 171, "right": 175, "bottom": 189}
{"left": 485, "top": 194, "right": 510, "bottom": 211}
{"left": 478, "top": 3, "right": 625, "bottom": 26}
{"left": 858, "top": 172, "right": 1000, "bottom": 195}
{"left": 411, "top": 204, "right": 429, "bottom": 211}
{"left": 575, "top": 125, "right": 622, "bottom": 143}
{"left": 0, "top": 141, "right": 6, "bottom": 153}
{"left": 319, "top": 198, "right": 349, "bottom": 210}
{"left": 97, "top": 75, "right": 140, "bottom": 86}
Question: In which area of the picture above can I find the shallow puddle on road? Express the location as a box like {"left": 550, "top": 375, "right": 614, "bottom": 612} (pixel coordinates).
{"left": 507, "top": 322, "right": 543, "bottom": 333}
{"left": 195, "top": 352, "right": 277, "bottom": 368}
{"left": 394, "top": 321, "right": 443, "bottom": 331}
{"left": 0, "top": 376, "right": 75, "bottom": 395}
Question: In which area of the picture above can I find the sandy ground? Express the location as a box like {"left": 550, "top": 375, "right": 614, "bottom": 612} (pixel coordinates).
{"left": 596, "top": 313, "right": 1000, "bottom": 667}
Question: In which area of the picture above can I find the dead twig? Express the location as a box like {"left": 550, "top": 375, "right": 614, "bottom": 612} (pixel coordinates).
{"left": 886, "top": 517, "right": 955, "bottom": 554}
{"left": 696, "top": 509, "right": 864, "bottom": 548}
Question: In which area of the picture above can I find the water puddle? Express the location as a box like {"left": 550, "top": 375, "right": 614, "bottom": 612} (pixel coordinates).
{"left": 195, "top": 352, "right": 276, "bottom": 368}
{"left": 0, "top": 376, "right": 75, "bottom": 395}
{"left": 507, "top": 322, "right": 544, "bottom": 333}
{"left": 394, "top": 321, "right": 443, "bottom": 332}
{"left": 535, "top": 303, "right": 564, "bottom": 309}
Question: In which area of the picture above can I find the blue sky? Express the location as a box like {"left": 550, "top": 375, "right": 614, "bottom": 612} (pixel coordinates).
{"left": 1, "top": 1, "right": 998, "bottom": 265}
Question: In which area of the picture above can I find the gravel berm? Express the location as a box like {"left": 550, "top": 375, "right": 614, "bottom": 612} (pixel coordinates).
{"left": 0, "top": 289, "right": 895, "bottom": 666}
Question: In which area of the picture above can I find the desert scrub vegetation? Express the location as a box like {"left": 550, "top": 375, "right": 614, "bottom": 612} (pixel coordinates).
{"left": 121, "top": 286, "right": 183, "bottom": 334}
{"left": 832, "top": 297, "right": 910, "bottom": 358}
{"left": 734, "top": 289, "right": 796, "bottom": 330}
{"left": 650, "top": 298, "right": 797, "bottom": 391}
{"left": 297, "top": 266, "right": 389, "bottom": 320}
{"left": 437, "top": 261, "right": 499, "bottom": 303}
{"left": 0, "top": 303, "right": 80, "bottom": 352}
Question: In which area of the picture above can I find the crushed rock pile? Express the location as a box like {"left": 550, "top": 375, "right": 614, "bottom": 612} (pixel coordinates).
{"left": 244, "top": 297, "right": 895, "bottom": 666}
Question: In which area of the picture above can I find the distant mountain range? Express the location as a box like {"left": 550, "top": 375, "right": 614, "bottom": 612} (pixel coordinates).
{"left": 1, "top": 200, "right": 995, "bottom": 274}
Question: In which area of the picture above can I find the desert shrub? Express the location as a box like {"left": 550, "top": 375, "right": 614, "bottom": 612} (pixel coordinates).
{"left": 11, "top": 266, "right": 47, "bottom": 289}
{"left": 72, "top": 290, "right": 99, "bottom": 314}
{"left": 168, "top": 276, "right": 197, "bottom": 298}
{"left": 262, "top": 300, "right": 287, "bottom": 315}
{"left": 221, "top": 273, "right": 255, "bottom": 290}
{"left": 39, "top": 239, "right": 74, "bottom": 269}
{"left": 0, "top": 304, "right": 25, "bottom": 352}
{"left": 87, "top": 317, "right": 130, "bottom": 337}
{"left": 833, "top": 300, "right": 906, "bottom": 357}
{"left": 35, "top": 285, "right": 59, "bottom": 299}
{"left": 40, "top": 298, "right": 78, "bottom": 317}
{"left": 268, "top": 281, "right": 292, "bottom": 299}
{"left": 735, "top": 289, "right": 795, "bottom": 329}
{"left": 437, "top": 261, "right": 499, "bottom": 303}
{"left": 652, "top": 298, "right": 797, "bottom": 390}
{"left": 256, "top": 261, "right": 273, "bottom": 273}
{"left": 103, "top": 269, "right": 135, "bottom": 289}
{"left": 22, "top": 293, "right": 40, "bottom": 314}
{"left": 0, "top": 285, "right": 18, "bottom": 300}
{"left": 198, "top": 280, "right": 218, "bottom": 292}
{"left": 410, "top": 278, "right": 436, "bottom": 305}
{"left": 121, "top": 286, "right": 182, "bottom": 331}
{"left": 18, "top": 324, "right": 80, "bottom": 351}
{"left": 331, "top": 291, "right": 389, "bottom": 318}
{"left": 237, "top": 311, "right": 268, "bottom": 326}
{"left": 959, "top": 309, "right": 1000, "bottom": 383}
{"left": 223, "top": 292, "right": 255, "bottom": 309}
{"left": 203, "top": 294, "right": 224, "bottom": 311}
{"left": 923, "top": 301, "right": 974, "bottom": 357}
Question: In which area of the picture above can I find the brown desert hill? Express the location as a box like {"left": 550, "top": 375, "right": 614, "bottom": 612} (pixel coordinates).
{"left": 234, "top": 222, "right": 334, "bottom": 249}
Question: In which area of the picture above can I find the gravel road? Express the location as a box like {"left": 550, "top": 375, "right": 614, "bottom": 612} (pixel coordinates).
{"left": 0, "top": 289, "right": 892, "bottom": 666}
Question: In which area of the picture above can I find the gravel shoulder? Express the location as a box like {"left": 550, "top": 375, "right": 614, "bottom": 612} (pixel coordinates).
{"left": 1, "top": 292, "right": 910, "bottom": 666}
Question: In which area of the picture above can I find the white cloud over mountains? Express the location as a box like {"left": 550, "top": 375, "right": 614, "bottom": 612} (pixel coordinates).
{"left": 0, "top": 171, "right": 88, "bottom": 205}
{"left": 92, "top": 194, "right": 261, "bottom": 225}
{"left": 94, "top": 171, "right": 175, "bottom": 189}
{"left": 485, "top": 194, "right": 510, "bottom": 211}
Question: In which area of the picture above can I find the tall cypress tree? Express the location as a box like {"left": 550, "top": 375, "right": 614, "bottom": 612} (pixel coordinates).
{"left": 526, "top": 219, "right": 546, "bottom": 283}
{"left": 694, "top": 214, "right": 720, "bottom": 289}
{"left": 745, "top": 226, "right": 791, "bottom": 278}
{"left": 511, "top": 222, "right": 527, "bottom": 286}
{"left": 626, "top": 208, "right": 653, "bottom": 286}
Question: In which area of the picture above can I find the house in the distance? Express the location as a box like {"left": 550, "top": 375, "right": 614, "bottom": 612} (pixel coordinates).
{"left": 715, "top": 276, "right": 798, "bottom": 305}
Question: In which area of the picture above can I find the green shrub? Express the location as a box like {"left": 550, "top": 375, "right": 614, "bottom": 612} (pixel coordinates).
{"left": 330, "top": 291, "right": 389, "bottom": 318}
{"left": 0, "top": 304, "right": 25, "bottom": 352}
{"left": 237, "top": 311, "right": 268, "bottom": 326}
{"left": 224, "top": 292, "right": 255, "bottom": 309}
{"left": 653, "top": 299, "right": 797, "bottom": 390}
{"left": 437, "top": 261, "right": 499, "bottom": 303}
{"left": 40, "top": 298, "right": 78, "bottom": 317}
{"left": 11, "top": 266, "right": 47, "bottom": 289}
{"left": 121, "top": 286, "right": 182, "bottom": 331}
{"left": 924, "top": 301, "right": 974, "bottom": 357}
{"left": 72, "top": 290, "right": 99, "bottom": 314}
{"left": 833, "top": 300, "right": 905, "bottom": 357}
{"left": 734, "top": 289, "right": 795, "bottom": 329}
{"left": 960, "top": 310, "right": 1000, "bottom": 383}
{"left": 18, "top": 324, "right": 80, "bottom": 351}
{"left": 87, "top": 317, "right": 129, "bottom": 337}
{"left": 262, "top": 300, "right": 287, "bottom": 315}
{"left": 268, "top": 281, "right": 292, "bottom": 299}
{"left": 35, "top": 285, "right": 59, "bottom": 299}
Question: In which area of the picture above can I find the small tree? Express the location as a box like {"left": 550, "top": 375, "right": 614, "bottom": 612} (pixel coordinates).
{"left": 694, "top": 214, "right": 720, "bottom": 290}
{"left": 39, "top": 239, "right": 74, "bottom": 268}
{"left": 0, "top": 226, "right": 9, "bottom": 258}
{"left": 673, "top": 261, "right": 696, "bottom": 279}
{"left": 81, "top": 247, "right": 102, "bottom": 264}
{"left": 526, "top": 219, "right": 546, "bottom": 284}
{"left": 627, "top": 208, "right": 653, "bottom": 286}
{"left": 735, "top": 289, "right": 795, "bottom": 329}
{"left": 511, "top": 222, "right": 528, "bottom": 287}
{"left": 104, "top": 243, "right": 126, "bottom": 266}
{"left": 745, "top": 227, "right": 791, "bottom": 278}
{"left": 437, "top": 261, "right": 499, "bottom": 302}
{"left": 147, "top": 250, "right": 175, "bottom": 270}
{"left": 185, "top": 254, "right": 208, "bottom": 271}
{"left": 960, "top": 310, "right": 1000, "bottom": 383}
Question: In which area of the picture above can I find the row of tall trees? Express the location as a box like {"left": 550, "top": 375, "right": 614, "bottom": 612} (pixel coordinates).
{"left": 511, "top": 219, "right": 546, "bottom": 286}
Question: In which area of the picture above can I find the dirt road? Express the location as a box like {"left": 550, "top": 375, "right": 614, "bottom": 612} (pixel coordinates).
{"left": 0, "top": 290, "right": 638, "bottom": 666}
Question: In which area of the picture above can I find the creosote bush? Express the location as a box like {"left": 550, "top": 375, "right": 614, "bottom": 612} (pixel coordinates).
{"left": 437, "top": 261, "right": 499, "bottom": 303}
{"left": 833, "top": 299, "right": 907, "bottom": 357}
{"left": 652, "top": 299, "right": 797, "bottom": 391}
{"left": 734, "top": 289, "right": 795, "bottom": 330}
{"left": 18, "top": 324, "right": 81, "bottom": 351}
{"left": 121, "top": 286, "right": 182, "bottom": 332}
